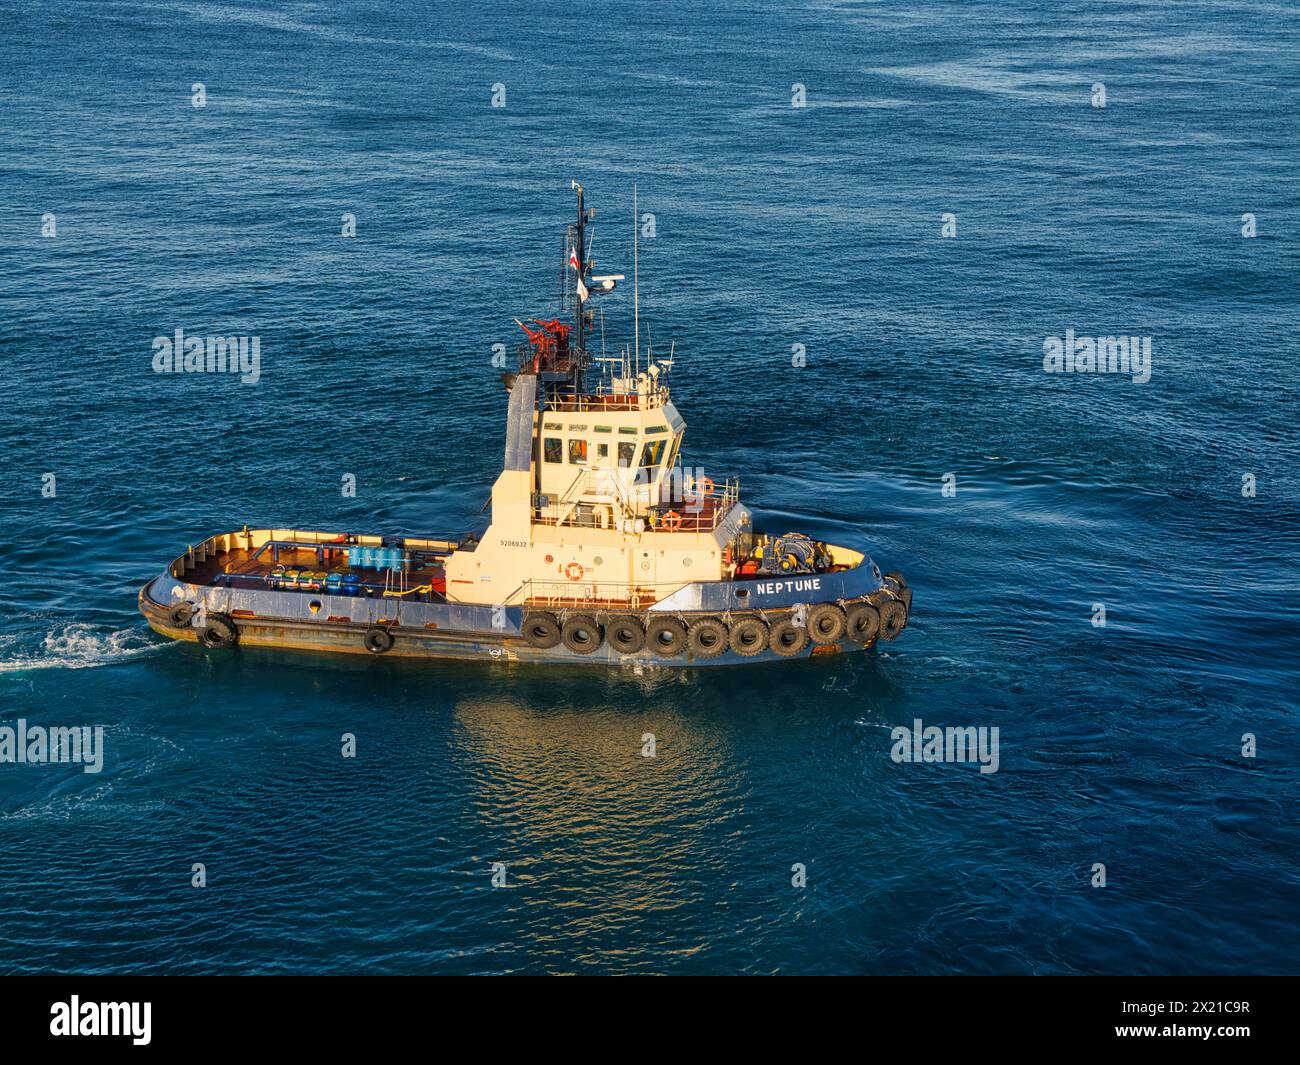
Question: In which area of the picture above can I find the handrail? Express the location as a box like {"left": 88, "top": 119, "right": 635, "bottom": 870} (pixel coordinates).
{"left": 544, "top": 389, "right": 667, "bottom": 412}
{"left": 519, "top": 579, "right": 657, "bottom": 608}
{"left": 534, "top": 467, "right": 634, "bottom": 526}
{"left": 532, "top": 471, "right": 740, "bottom": 532}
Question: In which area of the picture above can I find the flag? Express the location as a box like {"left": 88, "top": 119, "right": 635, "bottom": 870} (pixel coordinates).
{"left": 568, "top": 245, "right": 579, "bottom": 271}
{"left": 576, "top": 276, "right": 588, "bottom": 301}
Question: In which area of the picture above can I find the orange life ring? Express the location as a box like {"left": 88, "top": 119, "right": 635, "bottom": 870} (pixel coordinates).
{"left": 696, "top": 476, "right": 715, "bottom": 497}
{"left": 565, "top": 561, "right": 585, "bottom": 581}
{"left": 662, "top": 510, "right": 682, "bottom": 532}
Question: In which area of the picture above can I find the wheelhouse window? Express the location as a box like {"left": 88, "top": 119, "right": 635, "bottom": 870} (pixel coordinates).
{"left": 617, "top": 442, "right": 636, "bottom": 467}
{"left": 596, "top": 443, "right": 609, "bottom": 460}
{"left": 543, "top": 438, "right": 562, "bottom": 463}
{"left": 639, "top": 439, "right": 666, "bottom": 469}
{"left": 569, "top": 438, "right": 588, "bottom": 464}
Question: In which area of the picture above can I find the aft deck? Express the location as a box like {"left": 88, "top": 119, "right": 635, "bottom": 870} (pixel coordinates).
{"left": 175, "top": 533, "right": 453, "bottom": 604}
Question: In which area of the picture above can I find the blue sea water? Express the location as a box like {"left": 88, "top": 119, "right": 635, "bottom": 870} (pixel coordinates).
{"left": 1, "top": 0, "right": 1298, "bottom": 975}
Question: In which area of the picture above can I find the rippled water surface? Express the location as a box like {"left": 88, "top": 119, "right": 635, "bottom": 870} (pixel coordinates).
{"left": 1, "top": 0, "right": 1298, "bottom": 974}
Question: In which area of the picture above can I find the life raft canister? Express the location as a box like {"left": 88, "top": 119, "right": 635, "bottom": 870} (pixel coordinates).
{"left": 564, "top": 561, "right": 585, "bottom": 581}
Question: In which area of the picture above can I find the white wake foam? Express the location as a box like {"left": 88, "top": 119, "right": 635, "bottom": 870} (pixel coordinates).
{"left": 0, "top": 625, "right": 160, "bottom": 674}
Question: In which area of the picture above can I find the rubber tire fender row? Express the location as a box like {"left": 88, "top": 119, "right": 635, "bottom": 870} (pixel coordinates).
{"left": 562, "top": 614, "right": 603, "bottom": 655}
{"left": 646, "top": 616, "right": 688, "bottom": 658}
{"left": 364, "top": 626, "right": 394, "bottom": 654}
{"left": 196, "top": 613, "right": 238, "bottom": 649}
{"left": 606, "top": 615, "right": 646, "bottom": 655}
{"left": 728, "top": 615, "right": 769, "bottom": 657}
{"left": 806, "top": 603, "right": 846, "bottom": 645}
{"left": 845, "top": 602, "right": 880, "bottom": 644}
{"left": 687, "top": 617, "right": 729, "bottom": 659}
{"left": 522, "top": 611, "right": 562, "bottom": 649}
{"left": 768, "top": 617, "right": 809, "bottom": 657}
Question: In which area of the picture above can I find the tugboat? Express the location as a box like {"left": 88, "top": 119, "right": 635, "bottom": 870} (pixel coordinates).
{"left": 139, "top": 183, "right": 911, "bottom": 666}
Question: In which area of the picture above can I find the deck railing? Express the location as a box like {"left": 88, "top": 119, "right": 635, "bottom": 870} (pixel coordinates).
{"left": 650, "top": 477, "right": 740, "bottom": 532}
{"left": 531, "top": 470, "right": 739, "bottom": 533}
{"left": 544, "top": 388, "right": 667, "bottom": 412}
{"left": 519, "top": 579, "right": 657, "bottom": 609}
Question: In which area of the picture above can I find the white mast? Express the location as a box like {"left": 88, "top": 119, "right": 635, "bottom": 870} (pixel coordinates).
{"left": 633, "top": 183, "right": 639, "bottom": 373}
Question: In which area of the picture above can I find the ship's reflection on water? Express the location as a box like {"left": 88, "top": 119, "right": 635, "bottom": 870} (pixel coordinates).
{"left": 128, "top": 641, "right": 900, "bottom": 972}
{"left": 447, "top": 675, "right": 752, "bottom": 947}
{"left": 417, "top": 654, "right": 895, "bottom": 969}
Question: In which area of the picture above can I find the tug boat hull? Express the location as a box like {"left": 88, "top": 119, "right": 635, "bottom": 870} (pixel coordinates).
{"left": 138, "top": 531, "right": 910, "bottom": 669}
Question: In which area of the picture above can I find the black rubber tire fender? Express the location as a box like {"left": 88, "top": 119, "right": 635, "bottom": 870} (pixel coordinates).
{"left": 845, "top": 602, "right": 880, "bottom": 643}
{"left": 728, "top": 615, "right": 768, "bottom": 657}
{"left": 879, "top": 599, "right": 907, "bottom": 641}
{"left": 521, "top": 611, "right": 562, "bottom": 649}
{"left": 687, "top": 617, "right": 729, "bottom": 659}
{"left": 606, "top": 615, "right": 646, "bottom": 654}
{"left": 807, "top": 603, "right": 846, "bottom": 644}
{"left": 364, "top": 626, "right": 394, "bottom": 654}
{"left": 562, "top": 614, "right": 603, "bottom": 654}
{"left": 646, "top": 616, "right": 688, "bottom": 658}
{"left": 884, "top": 572, "right": 913, "bottom": 613}
{"left": 167, "top": 602, "right": 195, "bottom": 628}
{"left": 769, "top": 617, "right": 809, "bottom": 657}
{"left": 196, "top": 613, "right": 238, "bottom": 649}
